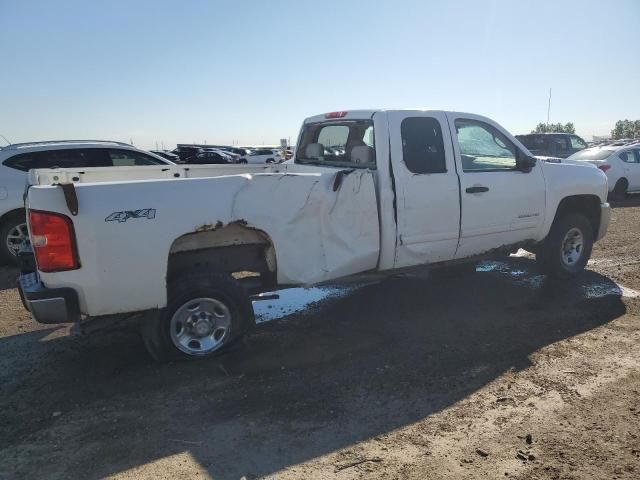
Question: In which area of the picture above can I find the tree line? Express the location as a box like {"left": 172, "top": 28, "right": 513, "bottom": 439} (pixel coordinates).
{"left": 531, "top": 122, "right": 575, "bottom": 134}
{"left": 611, "top": 120, "right": 640, "bottom": 140}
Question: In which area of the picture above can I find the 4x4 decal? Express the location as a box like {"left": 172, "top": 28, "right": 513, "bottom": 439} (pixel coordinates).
{"left": 105, "top": 209, "right": 156, "bottom": 223}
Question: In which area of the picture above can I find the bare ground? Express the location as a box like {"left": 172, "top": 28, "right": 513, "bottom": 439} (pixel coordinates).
{"left": 1, "top": 199, "right": 640, "bottom": 479}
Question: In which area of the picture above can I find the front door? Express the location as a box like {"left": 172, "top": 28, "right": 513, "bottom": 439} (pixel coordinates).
{"left": 446, "top": 114, "right": 546, "bottom": 258}
{"left": 388, "top": 111, "right": 461, "bottom": 268}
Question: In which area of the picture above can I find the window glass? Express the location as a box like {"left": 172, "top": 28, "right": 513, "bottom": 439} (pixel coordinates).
{"left": 553, "top": 137, "right": 570, "bottom": 154}
{"left": 107, "top": 149, "right": 163, "bottom": 166}
{"left": 570, "top": 136, "right": 587, "bottom": 150}
{"left": 619, "top": 150, "right": 638, "bottom": 163}
{"left": 517, "top": 135, "right": 546, "bottom": 151}
{"left": 317, "top": 126, "right": 349, "bottom": 152}
{"left": 455, "top": 119, "right": 517, "bottom": 171}
{"left": 3, "top": 149, "right": 108, "bottom": 171}
{"left": 401, "top": 117, "right": 446, "bottom": 174}
{"left": 363, "top": 126, "right": 374, "bottom": 147}
{"left": 297, "top": 120, "right": 375, "bottom": 168}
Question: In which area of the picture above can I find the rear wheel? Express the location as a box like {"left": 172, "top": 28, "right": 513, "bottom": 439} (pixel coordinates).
{"left": 0, "top": 214, "right": 28, "bottom": 265}
{"left": 609, "top": 178, "right": 628, "bottom": 202}
{"left": 141, "top": 271, "right": 254, "bottom": 361}
{"left": 536, "top": 213, "right": 593, "bottom": 278}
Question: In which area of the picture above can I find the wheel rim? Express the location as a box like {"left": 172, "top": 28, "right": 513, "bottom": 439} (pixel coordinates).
{"left": 170, "top": 297, "right": 232, "bottom": 356}
{"left": 561, "top": 227, "right": 584, "bottom": 267}
{"left": 6, "top": 222, "right": 29, "bottom": 256}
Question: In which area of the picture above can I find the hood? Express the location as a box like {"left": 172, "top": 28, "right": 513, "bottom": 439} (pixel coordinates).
{"left": 540, "top": 159, "right": 608, "bottom": 203}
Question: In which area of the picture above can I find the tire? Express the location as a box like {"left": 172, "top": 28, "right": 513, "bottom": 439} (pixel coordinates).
{"left": 266, "top": 158, "right": 275, "bottom": 164}
{"left": 0, "top": 213, "right": 28, "bottom": 265}
{"left": 609, "top": 178, "right": 628, "bottom": 202}
{"left": 239, "top": 159, "right": 248, "bottom": 164}
{"left": 140, "top": 271, "right": 255, "bottom": 361}
{"left": 536, "top": 213, "right": 593, "bottom": 278}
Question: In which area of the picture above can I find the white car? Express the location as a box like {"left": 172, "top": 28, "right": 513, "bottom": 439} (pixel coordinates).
{"left": 238, "top": 148, "right": 282, "bottom": 164}
{"left": 18, "top": 110, "right": 610, "bottom": 362}
{"left": 0, "top": 140, "right": 173, "bottom": 264}
{"left": 568, "top": 145, "right": 640, "bottom": 200}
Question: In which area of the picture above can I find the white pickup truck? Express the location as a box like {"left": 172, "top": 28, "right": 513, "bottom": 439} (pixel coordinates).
{"left": 18, "top": 110, "right": 611, "bottom": 361}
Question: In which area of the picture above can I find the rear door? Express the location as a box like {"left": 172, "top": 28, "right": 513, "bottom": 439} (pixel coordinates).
{"left": 446, "top": 113, "right": 546, "bottom": 258}
{"left": 388, "top": 111, "right": 461, "bottom": 267}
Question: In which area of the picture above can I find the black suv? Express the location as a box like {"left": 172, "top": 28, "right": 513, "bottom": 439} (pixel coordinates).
{"left": 516, "top": 133, "right": 588, "bottom": 158}
{"left": 172, "top": 145, "right": 204, "bottom": 162}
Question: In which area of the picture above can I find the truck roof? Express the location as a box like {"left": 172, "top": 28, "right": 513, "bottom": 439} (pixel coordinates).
{"left": 303, "top": 109, "right": 497, "bottom": 124}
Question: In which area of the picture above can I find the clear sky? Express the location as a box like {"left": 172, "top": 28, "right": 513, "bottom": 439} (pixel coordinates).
{"left": 1, "top": 0, "right": 638, "bottom": 149}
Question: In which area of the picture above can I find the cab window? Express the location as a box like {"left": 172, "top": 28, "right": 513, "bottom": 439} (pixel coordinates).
{"left": 570, "top": 136, "right": 587, "bottom": 150}
{"left": 401, "top": 117, "right": 446, "bottom": 174}
{"left": 454, "top": 119, "right": 517, "bottom": 171}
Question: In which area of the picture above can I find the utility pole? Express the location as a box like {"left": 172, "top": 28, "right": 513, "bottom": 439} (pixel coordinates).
{"left": 547, "top": 88, "right": 552, "bottom": 125}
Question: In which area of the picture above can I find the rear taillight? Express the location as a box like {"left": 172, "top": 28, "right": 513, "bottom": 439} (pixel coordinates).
{"left": 28, "top": 210, "right": 79, "bottom": 272}
{"left": 598, "top": 164, "right": 611, "bottom": 172}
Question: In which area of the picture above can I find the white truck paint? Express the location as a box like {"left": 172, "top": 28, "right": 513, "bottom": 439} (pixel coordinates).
{"left": 19, "top": 110, "right": 611, "bottom": 360}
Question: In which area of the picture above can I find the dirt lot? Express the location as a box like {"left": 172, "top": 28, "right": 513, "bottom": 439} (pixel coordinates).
{"left": 1, "top": 200, "right": 640, "bottom": 480}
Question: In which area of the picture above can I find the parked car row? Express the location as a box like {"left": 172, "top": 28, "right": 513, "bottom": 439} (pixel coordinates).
{"left": 169, "top": 144, "right": 286, "bottom": 165}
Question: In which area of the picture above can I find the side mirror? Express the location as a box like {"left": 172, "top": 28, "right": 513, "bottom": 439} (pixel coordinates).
{"left": 517, "top": 151, "right": 537, "bottom": 173}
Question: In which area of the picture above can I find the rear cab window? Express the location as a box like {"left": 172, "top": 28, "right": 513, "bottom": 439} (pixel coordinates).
{"left": 297, "top": 119, "right": 376, "bottom": 169}
{"left": 401, "top": 117, "right": 446, "bottom": 174}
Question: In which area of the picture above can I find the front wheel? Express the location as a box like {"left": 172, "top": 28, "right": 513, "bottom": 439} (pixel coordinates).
{"left": 536, "top": 213, "right": 593, "bottom": 278}
{"left": 141, "top": 271, "right": 255, "bottom": 361}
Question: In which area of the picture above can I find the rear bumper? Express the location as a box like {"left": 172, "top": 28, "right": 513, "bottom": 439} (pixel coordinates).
{"left": 596, "top": 202, "right": 611, "bottom": 241}
{"left": 18, "top": 272, "right": 80, "bottom": 324}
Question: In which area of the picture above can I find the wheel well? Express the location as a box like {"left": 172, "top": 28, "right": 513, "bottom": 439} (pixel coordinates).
{"left": 553, "top": 195, "right": 601, "bottom": 237}
{"left": 0, "top": 208, "right": 26, "bottom": 227}
{"left": 615, "top": 177, "right": 628, "bottom": 189}
{"left": 167, "top": 223, "right": 277, "bottom": 292}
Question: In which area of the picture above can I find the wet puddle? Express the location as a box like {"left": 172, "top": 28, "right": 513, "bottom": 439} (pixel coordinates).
{"left": 253, "top": 286, "right": 361, "bottom": 324}
{"left": 477, "top": 257, "right": 640, "bottom": 300}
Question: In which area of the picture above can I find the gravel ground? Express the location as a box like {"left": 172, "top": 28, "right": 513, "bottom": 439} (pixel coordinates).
{"left": 1, "top": 200, "right": 640, "bottom": 479}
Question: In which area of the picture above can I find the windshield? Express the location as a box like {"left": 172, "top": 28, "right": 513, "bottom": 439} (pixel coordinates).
{"left": 296, "top": 120, "right": 376, "bottom": 168}
{"left": 569, "top": 148, "right": 616, "bottom": 160}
